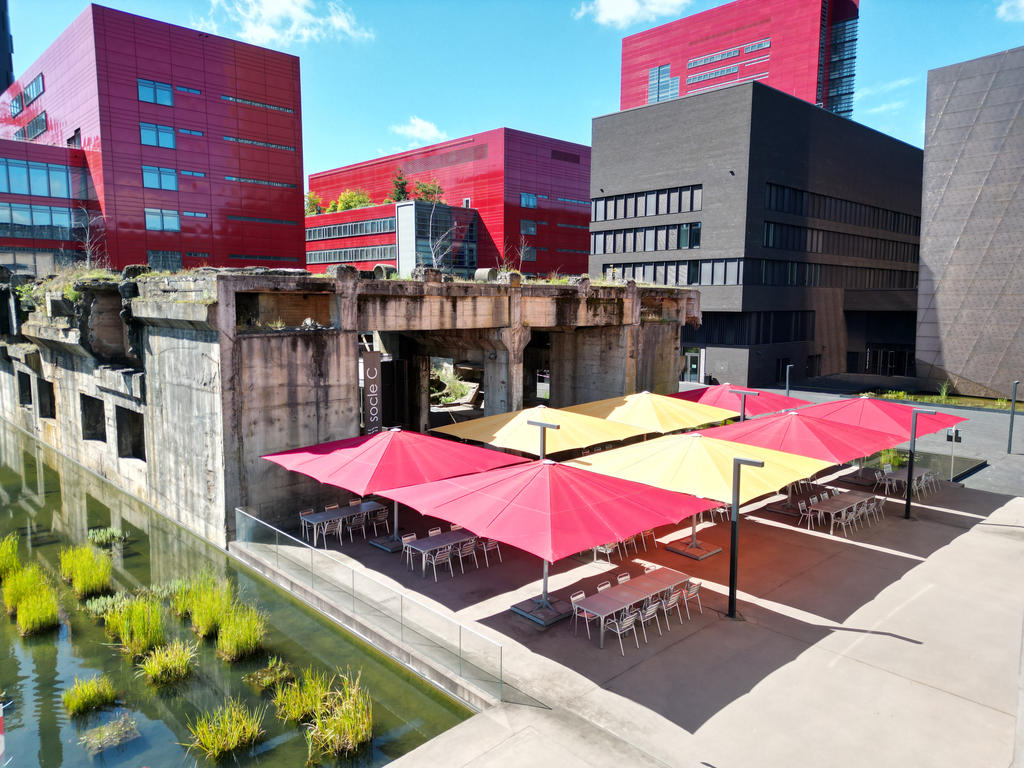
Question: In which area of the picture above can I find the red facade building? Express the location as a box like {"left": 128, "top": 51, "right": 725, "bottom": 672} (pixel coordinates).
{"left": 308, "top": 128, "right": 591, "bottom": 275}
{"left": 0, "top": 4, "right": 304, "bottom": 272}
{"left": 620, "top": 0, "right": 858, "bottom": 117}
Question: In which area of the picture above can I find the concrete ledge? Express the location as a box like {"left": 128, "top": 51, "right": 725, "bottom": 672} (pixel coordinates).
{"left": 228, "top": 541, "right": 498, "bottom": 713}
{"left": 131, "top": 299, "right": 217, "bottom": 329}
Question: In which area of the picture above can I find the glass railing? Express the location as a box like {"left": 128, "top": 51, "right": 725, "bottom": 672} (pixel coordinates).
{"left": 234, "top": 507, "right": 503, "bottom": 703}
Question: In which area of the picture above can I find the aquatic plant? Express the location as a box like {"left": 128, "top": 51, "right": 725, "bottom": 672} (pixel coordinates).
{"left": 306, "top": 670, "right": 373, "bottom": 758}
{"left": 243, "top": 656, "right": 294, "bottom": 692}
{"left": 190, "top": 579, "right": 234, "bottom": 638}
{"left": 3, "top": 564, "right": 48, "bottom": 615}
{"left": 83, "top": 591, "right": 133, "bottom": 620}
{"left": 184, "top": 698, "right": 266, "bottom": 761}
{"left": 78, "top": 712, "right": 140, "bottom": 756}
{"left": 170, "top": 570, "right": 217, "bottom": 618}
{"left": 105, "top": 596, "right": 165, "bottom": 657}
{"left": 87, "top": 526, "right": 129, "bottom": 547}
{"left": 879, "top": 447, "right": 906, "bottom": 470}
{"left": 273, "top": 667, "right": 332, "bottom": 723}
{"left": 16, "top": 587, "right": 60, "bottom": 636}
{"left": 216, "top": 603, "right": 266, "bottom": 661}
{"left": 0, "top": 533, "right": 20, "bottom": 582}
{"left": 59, "top": 545, "right": 112, "bottom": 599}
{"left": 138, "top": 639, "right": 198, "bottom": 686}
{"left": 62, "top": 674, "right": 117, "bottom": 716}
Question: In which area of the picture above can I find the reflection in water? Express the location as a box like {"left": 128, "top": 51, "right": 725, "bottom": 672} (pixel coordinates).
{"left": 0, "top": 420, "right": 470, "bottom": 766}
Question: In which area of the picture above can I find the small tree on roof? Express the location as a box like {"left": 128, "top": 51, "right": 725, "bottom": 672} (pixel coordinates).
{"left": 414, "top": 179, "right": 444, "bottom": 203}
{"left": 304, "top": 191, "right": 323, "bottom": 215}
{"left": 386, "top": 168, "right": 409, "bottom": 202}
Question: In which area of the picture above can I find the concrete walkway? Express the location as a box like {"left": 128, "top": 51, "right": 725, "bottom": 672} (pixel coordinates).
{"left": 235, "top": 463, "right": 1024, "bottom": 766}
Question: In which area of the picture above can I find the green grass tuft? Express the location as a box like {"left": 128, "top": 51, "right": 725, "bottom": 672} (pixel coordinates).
{"left": 243, "top": 656, "right": 294, "bottom": 692}
{"left": 83, "top": 591, "right": 133, "bottom": 620}
{"left": 191, "top": 581, "right": 234, "bottom": 639}
{"left": 0, "top": 533, "right": 20, "bottom": 583}
{"left": 137, "top": 639, "right": 198, "bottom": 686}
{"left": 16, "top": 586, "right": 60, "bottom": 636}
{"left": 216, "top": 603, "right": 266, "bottom": 662}
{"left": 273, "top": 667, "right": 332, "bottom": 723}
{"left": 184, "top": 698, "right": 266, "bottom": 761}
{"left": 59, "top": 545, "right": 113, "bottom": 599}
{"left": 3, "top": 564, "right": 48, "bottom": 616}
{"left": 307, "top": 670, "right": 373, "bottom": 758}
{"left": 62, "top": 675, "right": 117, "bottom": 716}
{"left": 104, "top": 596, "right": 165, "bottom": 657}
{"left": 87, "top": 527, "right": 129, "bottom": 547}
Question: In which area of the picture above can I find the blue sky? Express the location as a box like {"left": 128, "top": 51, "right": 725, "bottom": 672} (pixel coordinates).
{"left": 9, "top": 0, "right": 1024, "bottom": 184}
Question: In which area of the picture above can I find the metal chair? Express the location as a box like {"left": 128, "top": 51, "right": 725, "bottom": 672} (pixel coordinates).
{"left": 638, "top": 529, "right": 656, "bottom": 551}
{"left": 593, "top": 542, "right": 621, "bottom": 563}
{"left": 476, "top": 538, "right": 502, "bottom": 567}
{"left": 299, "top": 508, "right": 315, "bottom": 541}
{"left": 401, "top": 533, "right": 418, "bottom": 569}
{"left": 455, "top": 538, "right": 478, "bottom": 573}
{"left": 681, "top": 580, "right": 703, "bottom": 619}
{"left": 604, "top": 611, "right": 640, "bottom": 656}
{"left": 427, "top": 526, "right": 443, "bottom": 537}
{"left": 570, "top": 590, "right": 598, "bottom": 638}
{"left": 450, "top": 523, "right": 463, "bottom": 531}
{"left": 368, "top": 508, "right": 390, "bottom": 536}
{"left": 321, "top": 518, "right": 342, "bottom": 548}
{"left": 616, "top": 572, "right": 631, "bottom": 585}
{"left": 347, "top": 511, "right": 368, "bottom": 542}
{"left": 829, "top": 507, "right": 855, "bottom": 537}
{"left": 596, "top": 580, "right": 611, "bottom": 593}
{"left": 424, "top": 545, "right": 455, "bottom": 581}
{"left": 324, "top": 502, "right": 340, "bottom": 513}
{"left": 637, "top": 602, "right": 663, "bottom": 642}
{"left": 348, "top": 497, "right": 362, "bottom": 506}
{"left": 797, "top": 500, "right": 816, "bottom": 530}
{"left": 659, "top": 589, "right": 684, "bottom": 629}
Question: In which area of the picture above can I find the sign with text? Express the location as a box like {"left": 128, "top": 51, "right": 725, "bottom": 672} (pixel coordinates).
{"left": 362, "top": 351, "right": 383, "bottom": 435}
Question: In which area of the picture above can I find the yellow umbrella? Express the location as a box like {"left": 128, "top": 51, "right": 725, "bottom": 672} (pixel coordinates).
{"left": 431, "top": 405, "right": 646, "bottom": 456}
{"left": 563, "top": 390, "right": 737, "bottom": 434}
{"left": 566, "top": 433, "right": 831, "bottom": 504}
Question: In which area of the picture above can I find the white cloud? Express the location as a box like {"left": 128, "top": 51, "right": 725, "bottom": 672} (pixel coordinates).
{"left": 194, "top": 0, "right": 373, "bottom": 47}
{"left": 572, "top": 0, "right": 693, "bottom": 28}
{"left": 854, "top": 76, "right": 917, "bottom": 102}
{"left": 997, "top": 0, "right": 1024, "bottom": 21}
{"left": 389, "top": 117, "right": 448, "bottom": 148}
{"left": 864, "top": 100, "right": 906, "bottom": 116}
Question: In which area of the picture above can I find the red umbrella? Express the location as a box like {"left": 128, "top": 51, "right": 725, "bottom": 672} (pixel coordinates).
{"left": 697, "top": 410, "right": 905, "bottom": 465}
{"left": 380, "top": 459, "right": 717, "bottom": 607}
{"left": 262, "top": 428, "right": 529, "bottom": 546}
{"left": 669, "top": 384, "right": 811, "bottom": 417}
{"left": 798, "top": 396, "right": 967, "bottom": 440}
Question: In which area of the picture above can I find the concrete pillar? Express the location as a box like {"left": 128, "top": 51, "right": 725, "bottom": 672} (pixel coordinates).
{"left": 412, "top": 353, "right": 431, "bottom": 432}
{"left": 483, "top": 349, "right": 510, "bottom": 416}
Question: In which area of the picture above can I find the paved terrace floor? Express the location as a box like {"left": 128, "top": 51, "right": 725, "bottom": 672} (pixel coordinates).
{"left": 236, "top": 469, "right": 1024, "bottom": 767}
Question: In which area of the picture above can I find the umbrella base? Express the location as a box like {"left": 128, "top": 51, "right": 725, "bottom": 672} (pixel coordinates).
{"left": 667, "top": 539, "right": 722, "bottom": 560}
{"left": 369, "top": 535, "right": 403, "bottom": 553}
{"left": 510, "top": 596, "right": 572, "bottom": 627}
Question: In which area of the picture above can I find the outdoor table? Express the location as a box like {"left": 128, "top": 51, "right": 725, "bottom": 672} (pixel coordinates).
{"left": 404, "top": 530, "right": 477, "bottom": 577}
{"left": 576, "top": 567, "right": 690, "bottom": 648}
{"left": 808, "top": 491, "right": 873, "bottom": 525}
{"left": 883, "top": 466, "right": 931, "bottom": 491}
{"left": 305, "top": 500, "right": 384, "bottom": 547}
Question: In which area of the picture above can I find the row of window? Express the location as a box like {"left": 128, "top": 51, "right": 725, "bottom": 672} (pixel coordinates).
{"left": 0, "top": 203, "right": 84, "bottom": 241}
{"left": 8, "top": 74, "right": 43, "bottom": 118}
{"left": 307, "top": 245, "right": 397, "bottom": 264}
{"left": 228, "top": 215, "right": 298, "bottom": 226}
{"left": 145, "top": 208, "right": 180, "bottom": 231}
{"left": 686, "top": 38, "right": 770, "bottom": 71}
{"left": 0, "top": 246, "right": 81, "bottom": 275}
{"left": 0, "top": 158, "right": 75, "bottom": 198}
{"left": 647, "top": 64, "right": 679, "bottom": 104}
{"left": 591, "top": 222, "right": 702, "bottom": 255}
{"left": 305, "top": 216, "right": 396, "bottom": 242}
{"left": 680, "top": 310, "right": 815, "bottom": 347}
{"left": 592, "top": 185, "right": 703, "bottom": 221}
{"left": 603, "top": 259, "right": 735, "bottom": 286}
{"left": 138, "top": 78, "right": 293, "bottom": 115}
{"left": 762, "top": 221, "right": 919, "bottom": 263}
{"left": 14, "top": 112, "right": 48, "bottom": 142}
{"left": 225, "top": 175, "right": 296, "bottom": 189}
{"left": 686, "top": 65, "right": 738, "bottom": 85}
{"left": 140, "top": 122, "right": 294, "bottom": 155}
{"left": 221, "top": 94, "right": 294, "bottom": 114}
{"left": 764, "top": 183, "right": 920, "bottom": 235}
{"left": 223, "top": 135, "right": 295, "bottom": 152}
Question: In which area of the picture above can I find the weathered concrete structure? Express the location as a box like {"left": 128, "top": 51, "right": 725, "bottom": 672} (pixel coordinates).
{"left": 0, "top": 267, "right": 700, "bottom": 545}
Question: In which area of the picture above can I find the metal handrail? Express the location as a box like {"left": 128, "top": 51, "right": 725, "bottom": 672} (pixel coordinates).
{"left": 234, "top": 507, "right": 502, "bottom": 697}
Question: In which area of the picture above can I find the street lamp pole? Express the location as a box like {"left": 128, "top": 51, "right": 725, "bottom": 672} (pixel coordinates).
{"left": 903, "top": 408, "right": 935, "bottom": 520}
{"left": 728, "top": 457, "right": 764, "bottom": 618}
{"left": 729, "top": 389, "right": 759, "bottom": 422}
{"left": 785, "top": 364, "right": 794, "bottom": 399}
{"left": 1008, "top": 380, "right": 1019, "bottom": 455}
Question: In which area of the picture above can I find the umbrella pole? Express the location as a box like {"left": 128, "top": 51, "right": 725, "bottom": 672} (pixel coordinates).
{"left": 535, "top": 560, "right": 552, "bottom": 610}
{"left": 392, "top": 500, "right": 399, "bottom": 542}
{"left": 690, "top": 514, "right": 698, "bottom": 547}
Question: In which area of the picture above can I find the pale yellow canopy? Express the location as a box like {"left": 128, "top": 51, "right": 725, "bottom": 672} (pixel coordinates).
{"left": 563, "top": 390, "right": 737, "bottom": 434}
{"left": 566, "top": 433, "right": 831, "bottom": 504}
{"left": 431, "top": 405, "right": 646, "bottom": 456}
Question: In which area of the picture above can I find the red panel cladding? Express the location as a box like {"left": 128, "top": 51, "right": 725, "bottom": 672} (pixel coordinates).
{"left": 309, "top": 127, "right": 592, "bottom": 275}
{"left": 620, "top": 0, "right": 853, "bottom": 112}
{"left": 304, "top": 203, "right": 397, "bottom": 274}
{"left": 0, "top": 5, "right": 305, "bottom": 271}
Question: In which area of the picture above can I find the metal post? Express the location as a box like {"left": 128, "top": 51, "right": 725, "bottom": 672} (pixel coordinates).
{"left": 728, "top": 457, "right": 764, "bottom": 618}
{"left": 785, "top": 364, "right": 794, "bottom": 399}
{"left": 729, "top": 389, "right": 759, "bottom": 422}
{"left": 528, "top": 419, "right": 560, "bottom": 460}
{"left": 904, "top": 409, "right": 935, "bottom": 520}
{"left": 1009, "top": 380, "right": 1019, "bottom": 454}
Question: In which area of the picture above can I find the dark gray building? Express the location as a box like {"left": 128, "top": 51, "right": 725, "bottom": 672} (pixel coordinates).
{"left": 589, "top": 81, "right": 922, "bottom": 387}
{"left": 916, "top": 47, "right": 1024, "bottom": 399}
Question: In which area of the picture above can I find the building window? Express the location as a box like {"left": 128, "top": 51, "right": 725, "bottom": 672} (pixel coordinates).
{"left": 185, "top": 251, "right": 210, "bottom": 261}
{"left": 648, "top": 64, "right": 680, "bottom": 103}
{"left": 229, "top": 215, "right": 298, "bottom": 226}
{"left": 115, "top": 406, "right": 146, "bottom": 461}
{"left": 305, "top": 217, "right": 395, "bottom": 241}
{"left": 178, "top": 128, "right": 203, "bottom": 137}
{"left": 182, "top": 211, "right": 207, "bottom": 218}
{"left": 521, "top": 192, "right": 538, "bottom": 209}
{"left": 140, "top": 122, "right": 175, "bottom": 148}
{"left": 37, "top": 379, "right": 55, "bottom": 419}
{"left": 2, "top": 160, "right": 72, "bottom": 198}
{"left": 686, "top": 65, "right": 739, "bottom": 85}
{"left": 225, "top": 175, "right": 296, "bottom": 189}
{"left": 521, "top": 246, "right": 537, "bottom": 261}
{"left": 688, "top": 48, "right": 740, "bottom": 69}
{"left": 144, "top": 208, "right": 180, "bottom": 232}
{"left": 180, "top": 169, "right": 205, "bottom": 177}
{"left": 142, "top": 165, "right": 177, "bottom": 191}
{"left": 220, "top": 94, "right": 294, "bottom": 113}
{"left": 306, "top": 245, "right": 397, "bottom": 264}
{"left": 520, "top": 220, "right": 537, "bottom": 235}
{"left": 17, "top": 372, "right": 31, "bottom": 406}
{"left": 222, "top": 135, "right": 293, "bottom": 151}
{"left": 80, "top": 394, "right": 106, "bottom": 441}
{"left": 147, "top": 250, "right": 182, "bottom": 271}
{"left": 25, "top": 112, "right": 47, "bottom": 140}
{"left": 9, "top": 93, "right": 22, "bottom": 117}
{"left": 137, "top": 78, "right": 173, "bottom": 106}
{"left": 23, "top": 74, "right": 44, "bottom": 105}
{"left": 764, "top": 182, "right": 920, "bottom": 236}
{"left": 176, "top": 85, "right": 201, "bottom": 95}
{"left": 744, "top": 38, "right": 771, "bottom": 54}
